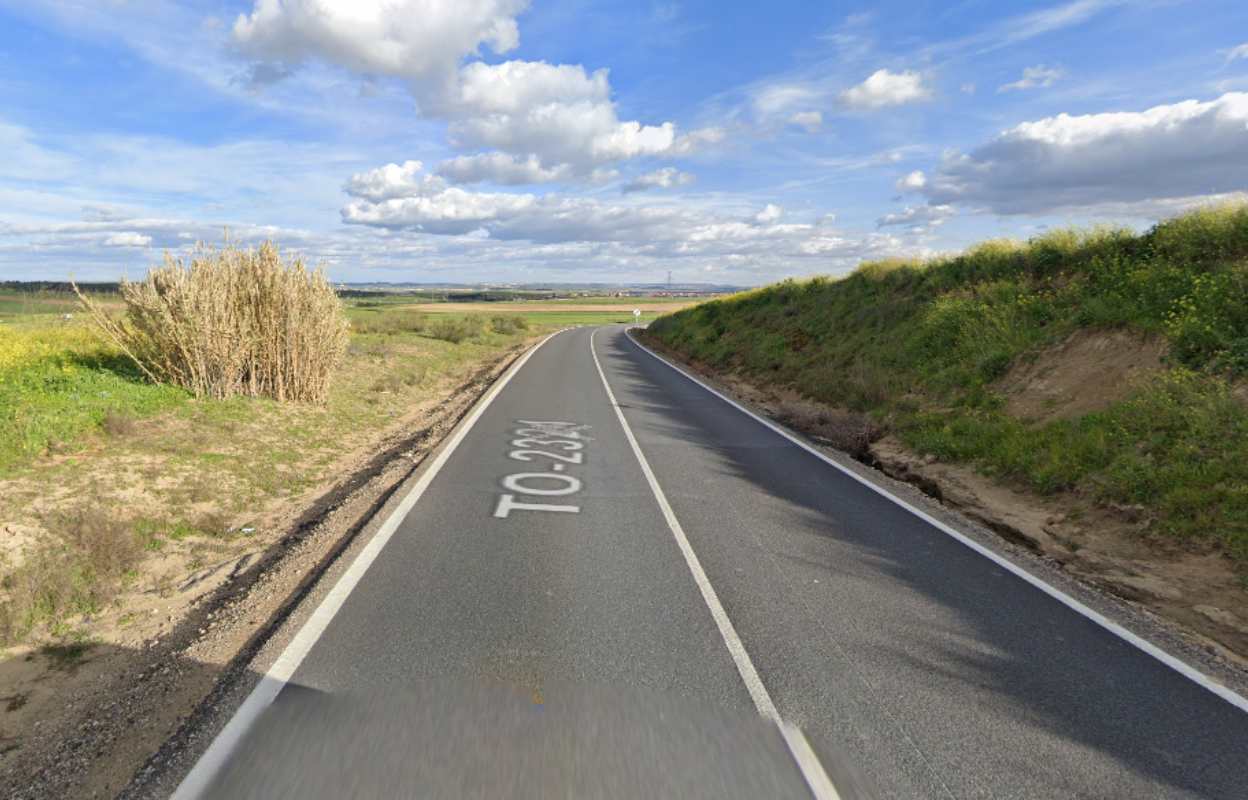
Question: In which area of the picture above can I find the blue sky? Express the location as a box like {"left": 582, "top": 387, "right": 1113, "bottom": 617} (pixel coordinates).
{"left": 1, "top": 0, "right": 1247, "bottom": 285}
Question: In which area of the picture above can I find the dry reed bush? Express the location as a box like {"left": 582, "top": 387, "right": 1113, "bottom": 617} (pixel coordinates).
{"left": 75, "top": 242, "right": 348, "bottom": 403}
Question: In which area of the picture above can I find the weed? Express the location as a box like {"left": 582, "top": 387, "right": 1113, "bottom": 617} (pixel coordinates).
{"left": 3, "top": 692, "right": 29, "bottom": 712}
{"left": 101, "top": 411, "right": 137, "bottom": 437}
{"left": 0, "top": 506, "right": 142, "bottom": 644}
{"left": 41, "top": 640, "right": 94, "bottom": 672}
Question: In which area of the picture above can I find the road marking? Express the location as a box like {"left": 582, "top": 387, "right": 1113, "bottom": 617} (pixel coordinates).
{"left": 628, "top": 329, "right": 1248, "bottom": 716}
{"left": 589, "top": 328, "right": 841, "bottom": 800}
{"left": 172, "top": 330, "right": 568, "bottom": 800}
{"left": 502, "top": 472, "right": 582, "bottom": 495}
{"left": 493, "top": 494, "right": 580, "bottom": 518}
{"left": 496, "top": 420, "right": 586, "bottom": 518}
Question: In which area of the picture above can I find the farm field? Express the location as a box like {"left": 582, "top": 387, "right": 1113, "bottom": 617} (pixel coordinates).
{"left": 351, "top": 296, "right": 699, "bottom": 326}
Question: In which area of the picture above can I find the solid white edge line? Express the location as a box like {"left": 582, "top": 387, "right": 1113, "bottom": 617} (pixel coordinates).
{"left": 627, "top": 328, "right": 1248, "bottom": 716}
{"left": 780, "top": 723, "right": 845, "bottom": 800}
{"left": 171, "top": 329, "right": 568, "bottom": 800}
{"left": 590, "top": 328, "right": 841, "bottom": 800}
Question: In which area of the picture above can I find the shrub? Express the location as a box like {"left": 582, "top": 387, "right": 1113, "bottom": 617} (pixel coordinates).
{"left": 427, "top": 315, "right": 483, "bottom": 344}
{"left": 351, "top": 310, "right": 427, "bottom": 335}
{"left": 75, "top": 242, "right": 349, "bottom": 403}
{"left": 490, "top": 315, "right": 529, "bottom": 334}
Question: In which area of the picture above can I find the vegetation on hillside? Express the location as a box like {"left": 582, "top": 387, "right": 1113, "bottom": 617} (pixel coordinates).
{"left": 649, "top": 204, "right": 1248, "bottom": 563}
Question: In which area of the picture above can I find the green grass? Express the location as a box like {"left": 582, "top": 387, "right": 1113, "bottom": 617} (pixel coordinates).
{"left": 0, "top": 321, "right": 188, "bottom": 471}
{"left": 649, "top": 203, "right": 1248, "bottom": 562}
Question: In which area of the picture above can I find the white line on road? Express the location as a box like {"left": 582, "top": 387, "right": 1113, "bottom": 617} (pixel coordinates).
{"left": 589, "top": 328, "right": 842, "bottom": 800}
{"left": 627, "top": 329, "right": 1248, "bottom": 716}
{"left": 172, "top": 330, "right": 567, "bottom": 800}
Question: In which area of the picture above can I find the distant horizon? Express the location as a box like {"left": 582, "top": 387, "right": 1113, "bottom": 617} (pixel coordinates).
{"left": 2, "top": 2, "right": 1246, "bottom": 284}
{"left": 1, "top": 277, "right": 749, "bottom": 292}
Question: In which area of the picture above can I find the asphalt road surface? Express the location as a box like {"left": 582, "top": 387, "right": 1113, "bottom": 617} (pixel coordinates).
{"left": 175, "top": 326, "right": 1248, "bottom": 799}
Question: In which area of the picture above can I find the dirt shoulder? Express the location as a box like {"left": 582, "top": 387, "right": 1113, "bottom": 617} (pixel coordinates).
{"left": 636, "top": 331, "right": 1248, "bottom": 674}
{"left": 0, "top": 339, "right": 532, "bottom": 799}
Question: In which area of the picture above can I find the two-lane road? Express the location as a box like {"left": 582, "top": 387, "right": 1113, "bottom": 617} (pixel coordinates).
{"left": 175, "top": 326, "right": 1248, "bottom": 799}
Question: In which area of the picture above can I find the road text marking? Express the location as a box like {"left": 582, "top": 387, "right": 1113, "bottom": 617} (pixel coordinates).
{"left": 494, "top": 420, "right": 590, "bottom": 518}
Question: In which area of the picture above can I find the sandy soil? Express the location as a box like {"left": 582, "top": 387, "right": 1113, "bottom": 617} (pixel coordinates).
{"left": 998, "top": 329, "right": 1167, "bottom": 423}
{"left": 0, "top": 341, "right": 531, "bottom": 799}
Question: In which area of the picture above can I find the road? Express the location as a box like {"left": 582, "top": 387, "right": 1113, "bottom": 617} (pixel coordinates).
{"left": 174, "top": 325, "right": 1248, "bottom": 799}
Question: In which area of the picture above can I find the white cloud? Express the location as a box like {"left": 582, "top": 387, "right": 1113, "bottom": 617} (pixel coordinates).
{"left": 622, "top": 168, "right": 695, "bottom": 193}
{"left": 232, "top": 4, "right": 718, "bottom": 174}
{"left": 996, "top": 0, "right": 1120, "bottom": 46}
{"left": 103, "top": 232, "right": 153, "bottom": 248}
{"left": 337, "top": 161, "right": 916, "bottom": 271}
{"left": 2, "top": 217, "right": 315, "bottom": 260}
{"left": 876, "top": 205, "right": 955, "bottom": 230}
{"left": 895, "top": 170, "right": 927, "bottom": 192}
{"left": 669, "top": 126, "right": 726, "bottom": 154}
{"left": 446, "top": 59, "right": 607, "bottom": 115}
{"left": 937, "top": 0, "right": 1127, "bottom": 57}
{"left": 998, "top": 65, "right": 1064, "bottom": 92}
{"left": 753, "top": 84, "right": 820, "bottom": 116}
{"left": 437, "top": 153, "right": 573, "bottom": 185}
{"left": 960, "top": 83, "right": 977, "bottom": 94}
{"left": 921, "top": 92, "right": 1248, "bottom": 215}
{"left": 342, "top": 161, "right": 535, "bottom": 234}
{"left": 0, "top": 121, "right": 76, "bottom": 181}
{"left": 754, "top": 204, "right": 784, "bottom": 224}
{"left": 343, "top": 160, "right": 448, "bottom": 202}
{"left": 840, "top": 69, "right": 930, "bottom": 109}
{"left": 442, "top": 63, "right": 723, "bottom": 168}
{"left": 1227, "top": 43, "right": 1248, "bottom": 63}
{"left": 233, "top": 0, "right": 527, "bottom": 86}
{"left": 788, "top": 111, "right": 823, "bottom": 132}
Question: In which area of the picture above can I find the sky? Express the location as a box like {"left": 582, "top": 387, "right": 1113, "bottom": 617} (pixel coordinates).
{"left": 1, "top": 1, "right": 1247, "bottom": 286}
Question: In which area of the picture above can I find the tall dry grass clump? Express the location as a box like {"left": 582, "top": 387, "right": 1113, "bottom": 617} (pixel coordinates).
{"left": 75, "top": 242, "right": 348, "bottom": 403}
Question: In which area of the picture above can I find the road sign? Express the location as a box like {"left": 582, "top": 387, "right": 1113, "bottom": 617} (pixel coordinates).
{"left": 633, "top": 308, "right": 642, "bottom": 321}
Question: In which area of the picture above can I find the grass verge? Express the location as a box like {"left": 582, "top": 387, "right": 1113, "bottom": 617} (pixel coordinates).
{"left": 648, "top": 203, "right": 1248, "bottom": 563}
